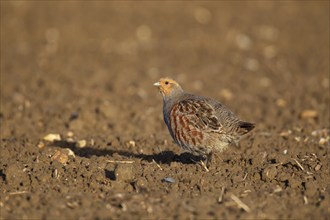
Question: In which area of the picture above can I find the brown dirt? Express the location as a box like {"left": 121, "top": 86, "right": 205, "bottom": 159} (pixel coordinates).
{"left": 1, "top": 2, "right": 329, "bottom": 219}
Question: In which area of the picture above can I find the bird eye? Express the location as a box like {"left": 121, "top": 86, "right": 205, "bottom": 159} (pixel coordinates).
{"left": 165, "top": 81, "right": 169, "bottom": 85}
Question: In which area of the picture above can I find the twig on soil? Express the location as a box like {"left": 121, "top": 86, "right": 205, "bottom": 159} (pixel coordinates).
{"left": 106, "top": 160, "right": 135, "bottom": 164}
{"left": 8, "top": 191, "right": 28, "bottom": 195}
{"left": 218, "top": 187, "right": 225, "bottom": 203}
{"left": 230, "top": 194, "right": 251, "bottom": 213}
{"left": 243, "top": 172, "right": 248, "bottom": 181}
{"left": 303, "top": 196, "right": 308, "bottom": 205}
{"left": 293, "top": 158, "right": 305, "bottom": 171}
{"left": 152, "top": 159, "right": 163, "bottom": 171}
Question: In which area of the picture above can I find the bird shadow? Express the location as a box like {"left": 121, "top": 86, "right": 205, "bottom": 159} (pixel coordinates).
{"left": 51, "top": 140, "right": 202, "bottom": 165}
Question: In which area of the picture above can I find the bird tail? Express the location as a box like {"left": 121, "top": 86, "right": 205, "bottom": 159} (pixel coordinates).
{"left": 237, "top": 121, "right": 255, "bottom": 135}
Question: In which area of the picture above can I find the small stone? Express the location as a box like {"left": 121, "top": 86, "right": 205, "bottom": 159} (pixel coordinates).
{"left": 294, "top": 137, "right": 301, "bottom": 142}
{"left": 301, "top": 110, "right": 318, "bottom": 119}
{"left": 279, "top": 130, "right": 292, "bottom": 137}
{"left": 67, "top": 138, "right": 75, "bottom": 143}
{"left": 314, "top": 164, "right": 322, "bottom": 171}
{"left": 37, "top": 141, "right": 45, "bottom": 149}
{"left": 114, "top": 164, "right": 135, "bottom": 181}
{"left": 162, "top": 177, "right": 176, "bottom": 183}
{"left": 128, "top": 140, "right": 136, "bottom": 147}
{"left": 319, "top": 137, "right": 328, "bottom": 145}
{"left": 67, "top": 131, "right": 74, "bottom": 137}
{"left": 43, "top": 133, "right": 61, "bottom": 142}
{"left": 276, "top": 98, "right": 286, "bottom": 107}
{"left": 273, "top": 185, "right": 282, "bottom": 193}
{"left": 311, "top": 129, "right": 329, "bottom": 137}
{"left": 65, "top": 148, "right": 75, "bottom": 158}
{"left": 51, "top": 150, "right": 69, "bottom": 165}
{"left": 283, "top": 149, "right": 288, "bottom": 155}
{"left": 78, "top": 140, "right": 87, "bottom": 148}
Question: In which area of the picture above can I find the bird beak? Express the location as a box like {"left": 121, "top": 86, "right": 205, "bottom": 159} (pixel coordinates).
{"left": 153, "top": 82, "right": 160, "bottom": 87}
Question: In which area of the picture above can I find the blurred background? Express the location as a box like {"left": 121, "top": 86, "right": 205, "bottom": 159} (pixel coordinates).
{"left": 0, "top": 2, "right": 329, "bottom": 219}
{"left": 1, "top": 1, "right": 329, "bottom": 139}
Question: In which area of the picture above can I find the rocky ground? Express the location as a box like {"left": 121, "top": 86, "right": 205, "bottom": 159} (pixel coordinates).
{"left": 1, "top": 2, "right": 329, "bottom": 219}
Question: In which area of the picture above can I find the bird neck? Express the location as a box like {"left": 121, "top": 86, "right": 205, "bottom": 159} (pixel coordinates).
{"left": 162, "top": 89, "right": 184, "bottom": 108}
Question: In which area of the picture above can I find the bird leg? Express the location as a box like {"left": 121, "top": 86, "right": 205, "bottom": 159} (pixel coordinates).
{"left": 189, "top": 156, "right": 210, "bottom": 172}
{"left": 200, "top": 153, "right": 212, "bottom": 172}
{"left": 205, "top": 152, "right": 213, "bottom": 168}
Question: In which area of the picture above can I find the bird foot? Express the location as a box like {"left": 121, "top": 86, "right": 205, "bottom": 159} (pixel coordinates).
{"left": 189, "top": 158, "right": 209, "bottom": 172}
{"left": 200, "top": 160, "right": 209, "bottom": 172}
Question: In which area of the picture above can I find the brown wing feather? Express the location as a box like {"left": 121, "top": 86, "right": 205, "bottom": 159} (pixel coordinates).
{"left": 177, "top": 99, "right": 223, "bottom": 133}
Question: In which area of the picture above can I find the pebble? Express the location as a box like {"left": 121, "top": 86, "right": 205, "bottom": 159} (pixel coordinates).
{"left": 301, "top": 110, "right": 318, "bottom": 119}
{"left": 162, "top": 177, "right": 176, "bottom": 183}
{"left": 43, "top": 133, "right": 61, "bottom": 142}
{"left": 273, "top": 185, "right": 282, "bottom": 193}
{"left": 78, "top": 140, "right": 87, "bottom": 148}
{"left": 128, "top": 140, "right": 136, "bottom": 147}
{"left": 51, "top": 150, "right": 69, "bottom": 165}
{"left": 114, "top": 163, "right": 135, "bottom": 181}
{"left": 311, "top": 129, "right": 328, "bottom": 136}
{"left": 319, "top": 137, "right": 329, "bottom": 145}
{"left": 67, "top": 131, "right": 74, "bottom": 137}
{"left": 65, "top": 148, "right": 76, "bottom": 158}
{"left": 37, "top": 141, "right": 45, "bottom": 149}
{"left": 314, "top": 164, "right": 322, "bottom": 171}
{"left": 279, "top": 130, "right": 292, "bottom": 137}
{"left": 276, "top": 98, "right": 286, "bottom": 107}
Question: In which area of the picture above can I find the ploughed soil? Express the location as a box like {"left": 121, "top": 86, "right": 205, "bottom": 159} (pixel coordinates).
{"left": 1, "top": 2, "right": 329, "bottom": 219}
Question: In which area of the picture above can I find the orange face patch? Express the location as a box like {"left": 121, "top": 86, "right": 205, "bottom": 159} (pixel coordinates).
{"left": 154, "top": 78, "right": 181, "bottom": 97}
